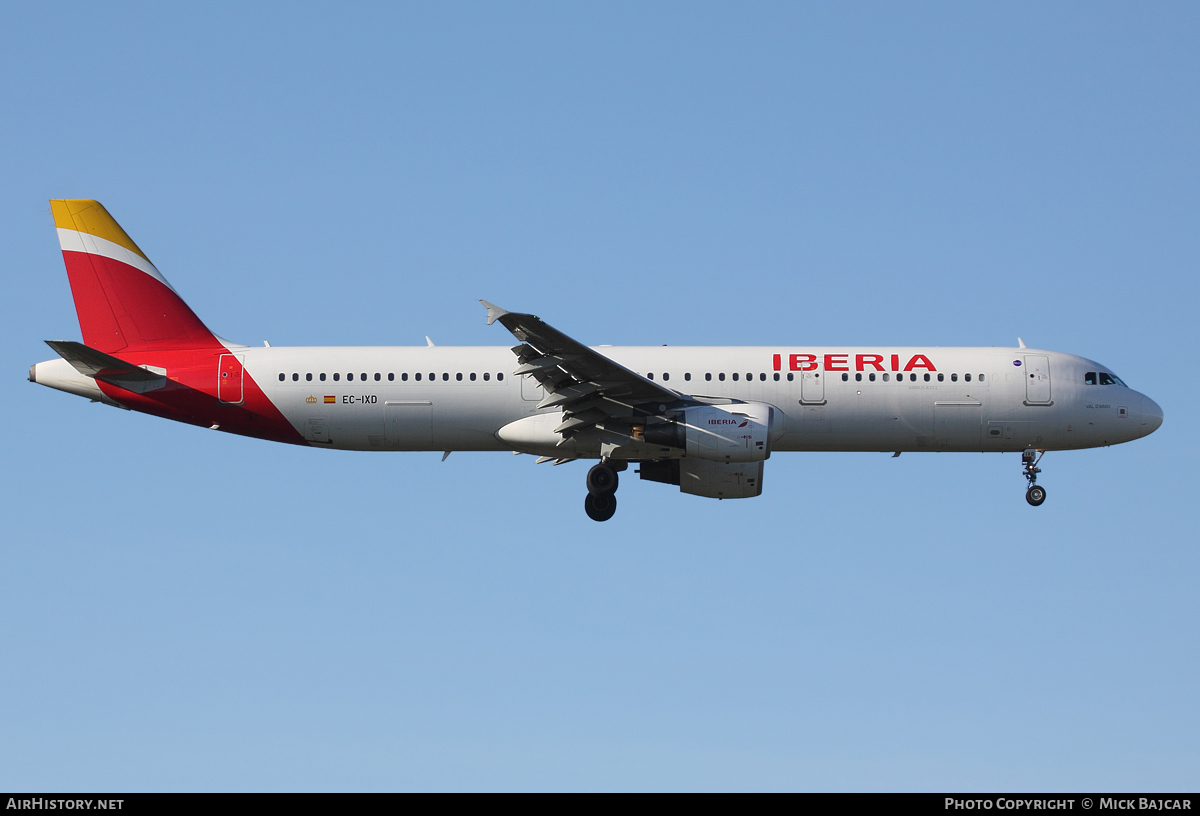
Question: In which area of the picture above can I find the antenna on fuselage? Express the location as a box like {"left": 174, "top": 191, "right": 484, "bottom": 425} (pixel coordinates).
{"left": 1018, "top": 338, "right": 1027, "bottom": 349}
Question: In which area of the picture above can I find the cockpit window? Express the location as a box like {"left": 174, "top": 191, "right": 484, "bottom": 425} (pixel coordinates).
{"left": 1084, "top": 372, "right": 1097, "bottom": 385}
{"left": 1099, "top": 372, "right": 1125, "bottom": 386}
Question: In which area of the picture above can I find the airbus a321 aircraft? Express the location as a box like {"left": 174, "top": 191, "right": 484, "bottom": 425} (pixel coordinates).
{"left": 31, "top": 200, "right": 1163, "bottom": 521}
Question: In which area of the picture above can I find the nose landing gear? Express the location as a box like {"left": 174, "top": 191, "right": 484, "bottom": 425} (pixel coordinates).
{"left": 1022, "top": 448, "right": 1046, "bottom": 506}
{"left": 584, "top": 460, "right": 623, "bottom": 522}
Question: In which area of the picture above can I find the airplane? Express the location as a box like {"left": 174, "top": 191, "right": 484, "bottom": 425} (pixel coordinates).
{"left": 30, "top": 200, "right": 1163, "bottom": 521}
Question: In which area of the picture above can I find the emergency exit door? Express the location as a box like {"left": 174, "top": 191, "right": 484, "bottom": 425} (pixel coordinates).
{"left": 800, "top": 370, "right": 825, "bottom": 404}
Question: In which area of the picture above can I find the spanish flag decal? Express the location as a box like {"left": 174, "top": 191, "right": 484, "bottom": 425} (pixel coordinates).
{"left": 324, "top": 396, "right": 336, "bottom": 404}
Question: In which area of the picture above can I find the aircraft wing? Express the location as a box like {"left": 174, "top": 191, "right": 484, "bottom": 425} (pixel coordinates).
{"left": 481, "top": 301, "right": 685, "bottom": 435}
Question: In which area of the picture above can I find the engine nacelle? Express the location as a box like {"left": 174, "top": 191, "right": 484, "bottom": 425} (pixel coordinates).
{"left": 638, "top": 457, "right": 765, "bottom": 499}
{"left": 643, "top": 402, "right": 772, "bottom": 463}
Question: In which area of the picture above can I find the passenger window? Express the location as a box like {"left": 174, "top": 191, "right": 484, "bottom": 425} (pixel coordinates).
{"left": 883, "top": 373, "right": 890, "bottom": 382}
{"left": 937, "top": 373, "right": 943, "bottom": 382}
{"left": 647, "top": 373, "right": 654, "bottom": 380}
{"left": 855, "top": 373, "right": 862, "bottom": 382}
{"left": 705, "top": 373, "right": 712, "bottom": 381}
{"left": 415, "top": 373, "right": 422, "bottom": 381}
{"left": 951, "top": 373, "right": 957, "bottom": 382}
{"left": 979, "top": 374, "right": 985, "bottom": 382}
{"left": 1099, "top": 373, "right": 1117, "bottom": 385}
{"left": 388, "top": 373, "right": 394, "bottom": 381}
{"left": 1085, "top": 372, "right": 1097, "bottom": 385}
{"left": 842, "top": 373, "right": 849, "bottom": 382}
{"left": 401, "top": 373, "right": 408, "bottom": 381}
{"left": 333, "top": 373, "right": 340, "bottom": 381}
{"left": 456, "top": 373, "right": 463, "bottom": 381}
{"left": 320, "top": 373, "right": 326, "bottom": 382}
{"left": 483, "top": 372, "right": 490, "bottom": 381}
{"left": 909, "top": 373, "right": 916, "bottom": 382}
{"left": 746, "top": 373, "right": 752, "bottom": 381}
{"left": 965, "top": 373, "right": 972, "bottom": 382}
{"left": 663, "top": 373, "right": 670, "bottom": 381}
{"left": 442, "top": 373, "right": 449, "bottom": 381}
{"left": 719, "top": 373, "right": 726, "bottom": 381}
{"left": 375, "top": 373, "right": 381, "bottom": 381}
{"left": 869, "top": 373, "right": 876, "bottom": 382}
{"left": 347, "top": 373, "right": 354, "bottom": 381}
{"left": 292, "top": 373, "right": 299, "bottom": 381}
{"left": 361, "top": 373, "right": 367, "bottom": 381}
{"left": 497, "top": 373, "right": 504, "bottom": 381}
{"left": 774, "top": 373, "right": 780, "bottom": 381}
{"left": 732, "top": 373, "right": 739, "bottom": 381}
{"left": 759, "top": 373, "right": 766, "bottom": 381}
{"left": 278, "top": 373, "right": 284, "bottom": 381}
{"left": 470, "top": 373, "right": 476, "bottom": 381}
{"left": 923, "top": 373, "right": 930, "bottom": 382}
{"left": 685, "top": 373, "right": 691, "bottom": 381}
{"left": 307, "top": 373, "right": 313, "bottom": 382}
{"left": 787, "top": 373, "right": 794, "bottom": 381}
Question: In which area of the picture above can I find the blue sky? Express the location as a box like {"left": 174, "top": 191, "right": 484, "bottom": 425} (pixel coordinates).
{"left": 1, "top": 2, "right": 1197, "bottom": 791}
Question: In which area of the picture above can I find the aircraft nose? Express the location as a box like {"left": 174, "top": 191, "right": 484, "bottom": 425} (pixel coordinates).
{"left": 1140, "top": 395, "right": 1163, "bottom": 436}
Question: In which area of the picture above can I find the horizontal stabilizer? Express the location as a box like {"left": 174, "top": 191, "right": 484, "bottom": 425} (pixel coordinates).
{"left": 45, "top": 340, "right": 166, "bottom": 392}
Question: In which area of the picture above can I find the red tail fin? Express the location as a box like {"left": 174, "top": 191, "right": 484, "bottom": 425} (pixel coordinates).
{"left": 51, "top": 200, "right": 221, "bottom": 354}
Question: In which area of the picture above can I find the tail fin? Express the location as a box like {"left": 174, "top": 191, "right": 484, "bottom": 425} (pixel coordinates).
{"left": 51, "top": 200, "right": 220, "bottom": 354}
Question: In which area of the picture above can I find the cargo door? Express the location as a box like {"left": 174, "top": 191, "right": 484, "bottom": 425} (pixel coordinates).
{"left": 934, "top": 400, "right": 982, "bottom": 450}
{"left": 218, "top": 354, "right": 244, "bottom": 404}
{"left": 1024, "top": 355, "right": 1052, "bottom": 404}
{"left": 386, "top": 400, "right": 432, "bottom": 449}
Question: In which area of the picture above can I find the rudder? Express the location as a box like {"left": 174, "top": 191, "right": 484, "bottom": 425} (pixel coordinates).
{"left": 51, "top": 200, "right": 220, "bottom": 354}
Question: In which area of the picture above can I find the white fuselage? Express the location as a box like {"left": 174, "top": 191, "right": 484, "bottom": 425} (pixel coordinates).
{"left": 249, "top": 345, "right": 1159, "bottom": 454}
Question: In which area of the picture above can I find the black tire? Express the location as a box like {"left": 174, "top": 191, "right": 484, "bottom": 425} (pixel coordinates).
{"left": 584, "top": 492, "right": 617, "bottom": 522}
{"left": 586, "top": 463, "right": 619, "bottom": 496}
{"left": 1026, "top": 485, "right": 1047, "bottom": 506}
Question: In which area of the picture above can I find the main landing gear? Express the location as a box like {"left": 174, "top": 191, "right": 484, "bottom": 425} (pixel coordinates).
{"left": 1022, "top": 448, "right": 1047, "bottom": 506}
{"left": 584, "top": 460, "right": 623, "bottom": 522}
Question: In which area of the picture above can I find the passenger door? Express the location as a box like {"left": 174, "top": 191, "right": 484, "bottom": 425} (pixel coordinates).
{"left": 1024, "top": 355, "right": 1052, "bottom": 404}
{"left": 218, "top": 354, "right": 243, "bottom": 404}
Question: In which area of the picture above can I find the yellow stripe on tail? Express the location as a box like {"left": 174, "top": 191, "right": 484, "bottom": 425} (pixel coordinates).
{"left": 51, "top": 199, "right": 152, "bottom": 264}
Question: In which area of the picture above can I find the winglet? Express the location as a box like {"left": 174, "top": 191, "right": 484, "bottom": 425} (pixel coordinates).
{"left": 1018, "top": 338, "right": 1027, "bottom": 349}
{"left": 480, "top": 300, "right": 509, "bottom": 326}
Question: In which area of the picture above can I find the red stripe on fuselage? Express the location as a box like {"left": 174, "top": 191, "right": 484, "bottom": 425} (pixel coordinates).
{"left": 61, "top": 250, "right": 217, "bottom": 354}
{"left": 93, "top": 347, "right": 307, "bottom": 446}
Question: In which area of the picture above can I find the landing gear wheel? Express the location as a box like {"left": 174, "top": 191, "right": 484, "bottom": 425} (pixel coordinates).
{"left": 586, "top": 463, "right": 619, "bottom": 496}
{"left": 585, "top": 492, "right": 617, "bottom": 522}
{"left": 1021, "top": 449, "right": 1046, "bottom": 507}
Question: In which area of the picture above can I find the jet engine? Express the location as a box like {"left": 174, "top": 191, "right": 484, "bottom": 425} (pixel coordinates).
{"left": 642, "top": 402, "right": 773, "bottom": 463}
